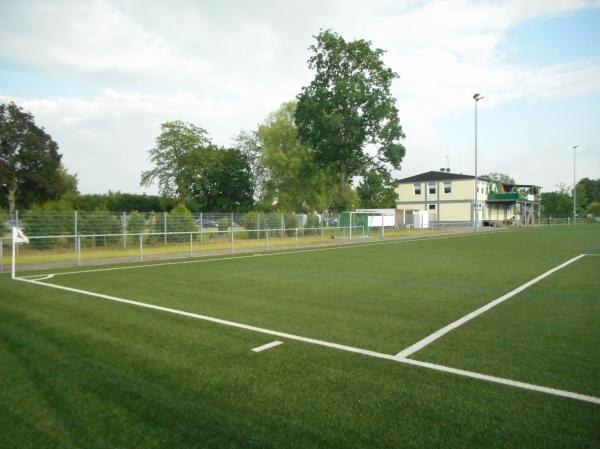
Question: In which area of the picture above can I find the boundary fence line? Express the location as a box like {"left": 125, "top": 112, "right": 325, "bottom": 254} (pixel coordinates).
{"left": 5, "top": 226, "right": 376, "bottom": 276}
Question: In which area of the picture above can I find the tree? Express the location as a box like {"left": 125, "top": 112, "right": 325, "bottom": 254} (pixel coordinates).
{"left": 357, "top": 169, "right": 399, "bottom": 208}
{"left": 185, "top": 146, "right": 254, "bottom": 211}
{"left": 141, "top": 121, "right": 254, "bottom": 211}
{"left": 0, "top": 102, "right": 67, "bottom": 213}
{"left": 233, "top": 129, "right": 265, "bottom": 200}
{"left": 257, "top": 101, "right": 336, "bottom": 212}
{"left": 295, "top": 30, "right": 406, "bottom": 210}
{"left": 586, "top": 202, "right": 600, "bottom": 217}
{"left": 141, "top": 121, "right": 211, "bottom": 198}
{"left": 576, "top": 178, "right": 600, "bottom": 210}
{"left": 541, "top": 191, "right": 572, "bottom": 217}
{"left": 486, "top": 172, "right": 515, "bottom": 184}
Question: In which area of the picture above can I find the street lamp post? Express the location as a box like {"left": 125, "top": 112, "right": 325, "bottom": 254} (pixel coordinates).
{"left": 473, "top": 93, "right": 484, "bottom": 231}
{"left": 572, "top": 145, "right": 579, "bottom": 224}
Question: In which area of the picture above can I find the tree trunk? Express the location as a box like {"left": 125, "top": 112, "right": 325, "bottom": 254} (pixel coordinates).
{"left": 7, "top": 184, "right": 17, "bottom": 216}
{"left": 338, "top": 161, "right": 346, "bottom": 211}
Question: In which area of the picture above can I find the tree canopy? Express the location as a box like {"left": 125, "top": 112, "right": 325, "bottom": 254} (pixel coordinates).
{"left": 256, "top": 101, "right": 336, "bottom": 212}
{"left": 141, "top": 121, "right": 254, "bottom": 212}
{"left": 295, "top": 30, "right": 405, "bottom": 210}
{"left": 357, "top": 169, "right": 399, "bottom": 208}
{"left": 486, "top": 172, "right": 515, "bottom": 184}
{"left": 0, "top": 102, "right": 75, "bottom": 213}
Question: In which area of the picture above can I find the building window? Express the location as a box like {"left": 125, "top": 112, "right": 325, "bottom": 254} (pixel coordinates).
{"left": 428, "top": 204, "right": 436, "bottom": 210}
{"left": 428, "top": 182, "right": 436, "bottom": 194}
{"left": 444, "top": 182, "right": 451, "bottom": 193}
{"left": 414, "top": 183, "right": 421, "bottom": 195}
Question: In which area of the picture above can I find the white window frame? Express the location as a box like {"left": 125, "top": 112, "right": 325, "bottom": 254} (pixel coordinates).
{"left": 428, "top": 182, "right": 436, "bottom": 195}
{"left": 427, "top": 204, "right": 437, "bottom": 210}
{"left": 414, "top": 183, "right": 422, "bottom": 195}
{"left": 444, "top": 182, "right": 451, "bottom": 194}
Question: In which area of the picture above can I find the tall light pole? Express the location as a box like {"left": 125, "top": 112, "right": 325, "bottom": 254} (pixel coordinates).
{"left": 572, "top": 145, "right": 579, "bottom": 224}
{"left": 473, "top": 93, "right": 484, "bottom": 231}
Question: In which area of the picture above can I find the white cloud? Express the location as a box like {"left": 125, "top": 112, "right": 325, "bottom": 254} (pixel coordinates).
{"left": 0, "top": 0, "right": 599, "bottom": 194}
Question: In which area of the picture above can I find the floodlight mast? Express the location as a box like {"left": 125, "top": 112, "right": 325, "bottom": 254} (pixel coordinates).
{"left": 473, "top": 93, "right": 484, "bottom": 231}
{"left": 572, "top": 145, "right": 579, "bottom": 224}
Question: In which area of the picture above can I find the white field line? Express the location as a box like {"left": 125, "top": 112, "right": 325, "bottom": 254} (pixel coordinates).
{"left": 252, "top": 341, "right": 283, "bottom": 352}
{"left": 395, "top": 254, "right": 588, "bottom": 359}
{"left": 18, "top": 229, "right": 503, "bottom": 279}
{"left": 15, "top": 276, "right": 600, "bottom": 406}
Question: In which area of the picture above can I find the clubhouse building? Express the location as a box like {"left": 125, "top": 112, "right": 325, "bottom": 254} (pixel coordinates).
{"left": 395, "top": 171, "right": 541, "bottom": 225}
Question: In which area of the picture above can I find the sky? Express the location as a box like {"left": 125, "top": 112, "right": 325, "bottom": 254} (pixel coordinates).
{"left": 1, "top": 0, "right": 599, "bottom": 195}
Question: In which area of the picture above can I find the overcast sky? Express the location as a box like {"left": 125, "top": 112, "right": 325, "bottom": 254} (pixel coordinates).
{"left": 1, "top": 0, "right": 599, "bottom": 195}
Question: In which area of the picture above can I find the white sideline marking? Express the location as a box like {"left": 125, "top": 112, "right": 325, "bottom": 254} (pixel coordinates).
{"left": 252, "top": 341, "right": 283, "bottom": 352}
{"left": 18, "top": 229, "right": 502, "bottom": 279}
{"left": 395, "top": 254, "right": 588, "bottom": 359}
{"left": 15, "top": 276, "right": 600, "bottom": 406}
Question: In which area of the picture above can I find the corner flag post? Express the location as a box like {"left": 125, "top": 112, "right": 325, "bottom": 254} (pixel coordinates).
{"left": 12, "top": 227, "right": 29, "bottom": 279}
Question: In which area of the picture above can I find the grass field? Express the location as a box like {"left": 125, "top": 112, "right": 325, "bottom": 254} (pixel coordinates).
{"left": 1, "top": 224, "right": 599, "bottom": 448}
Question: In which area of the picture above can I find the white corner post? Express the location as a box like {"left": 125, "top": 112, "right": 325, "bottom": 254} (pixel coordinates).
{"left": 573, "top": 145, "right": 579, "bottom": 225}
{"left": 473, "top": 93, "right": 484, "bottom": 232}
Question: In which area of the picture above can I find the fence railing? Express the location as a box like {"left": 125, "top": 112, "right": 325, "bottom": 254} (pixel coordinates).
{"left": 0, "top": 223, "right": 478, "bottom": 274}
{"left": 1, "top": 210, "right": 342, "bottom": 240}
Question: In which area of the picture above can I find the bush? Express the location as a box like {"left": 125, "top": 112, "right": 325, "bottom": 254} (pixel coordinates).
{"left": 304, "top": 213, "right": 320, "bottom": 236}
{"left": 217, "top": 217, "right": 230, "bottom": 232}
{"left": 78, "top": 209, "right": 122, "bottom": 247}
{"left": 167, "top": 204, "right": 196, "bottom": 242}
{"left": 284, "top": 213, "right": 297, "bottom": 236}
{"left": 126, "top": 211, "right": 146, "bottom": 234}
{"left": 23, "top": 201, "right": 74, "bottom": 248}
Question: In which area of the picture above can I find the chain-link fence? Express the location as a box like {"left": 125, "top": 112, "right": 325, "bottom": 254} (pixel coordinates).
{"left": 0, "top": 209, "right": 514, "bottom": 273}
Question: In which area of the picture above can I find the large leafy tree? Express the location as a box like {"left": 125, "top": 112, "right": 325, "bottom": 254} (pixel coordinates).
{"left": 257, "top": 101, "right": 336, "bottom": 212}
{"left": 295, "top": 30, "right": 406, "bottom": 210}
{"left": 141, "top": 121, "right": 210, "bottom": 198}
{"left": 486, "top": 172, "right": 515, "bottom": 184}
{"left": 0, "top": 102, "right": 68, "bottom": 213}
{"left": 185, "top": 146, "right": 254, "bottom": 211}
{"left": 357, "top": 169, "right": 399, "bottom": 208}
{"left": 141, "top": 121, "right": 254, "bottom": 212}
{"left": 576, "top": 178, "right": 600, "bottom": 210}
{"left": 541, "top": 191, "right": 572, "bottom": 217}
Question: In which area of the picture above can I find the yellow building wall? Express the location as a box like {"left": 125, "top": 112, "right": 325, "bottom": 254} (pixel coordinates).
{"left": 395, "top": 179, "right": 488, "bottom": 203}
{"left": 438, "top": 202, "right": 471, "bottom": 221}
{"left": 396, "top": 203, "right": 426, "bottom": 211}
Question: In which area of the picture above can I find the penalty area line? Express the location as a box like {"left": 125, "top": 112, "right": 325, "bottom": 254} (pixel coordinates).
{"left": 395, "top": 254, "right": 588, "bottom": 359}
{"left": 15, "top": 275, "right": 600, "bottom": 406}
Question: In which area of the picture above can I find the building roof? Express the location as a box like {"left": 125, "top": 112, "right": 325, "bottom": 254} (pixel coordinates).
{"left": 397, "top": 171, "right": 486, "bottom": 183}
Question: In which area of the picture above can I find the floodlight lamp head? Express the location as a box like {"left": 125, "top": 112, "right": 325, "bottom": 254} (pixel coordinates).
{"left": 473, "top": 93, "right": 483, "bottom": 101}
{"left": 573, "top": 145, "right": 579, "bottom": 150}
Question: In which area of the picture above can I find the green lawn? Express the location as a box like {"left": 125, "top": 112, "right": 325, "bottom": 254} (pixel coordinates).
{"left": 1, "top": 224, "right": 599, "bottom": 448}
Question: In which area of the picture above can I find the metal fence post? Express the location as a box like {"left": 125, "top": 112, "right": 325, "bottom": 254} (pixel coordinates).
{"left": 266, "top": 227, "right": 269, "bottom": 251}
{"left": 381, "top": 212, "right": 384, "bottom": 239}
{"left": 295, "top": 228, "right": 298, "bottom": 248}
{"left": 15, "top": 210, "right": 19, "bottom": 256}
{"left": 350, "top": 213, "right": 352, "bottom": 241}
{"left": 190, "top": 232, "right": 193, "bottom": 257}
{"left": 77, "top": 236, "right": 81, "bottom": 266}
{"left": 200, "top": 212, "right": 203, "bottom": 244}
{"left": 140, "top": 234, "right": 143, "bottom": 262}
{"left": 0, "top": 239, "right": 3, "bottom": 272}
{"left": 231, "top": 229, "right": 234, "bottom": 253}
{"left": 164, "top": 212, "right": 167, "bottom": 246}
{"left": 123, "top": 212, "right": 127, "bottom": 248}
